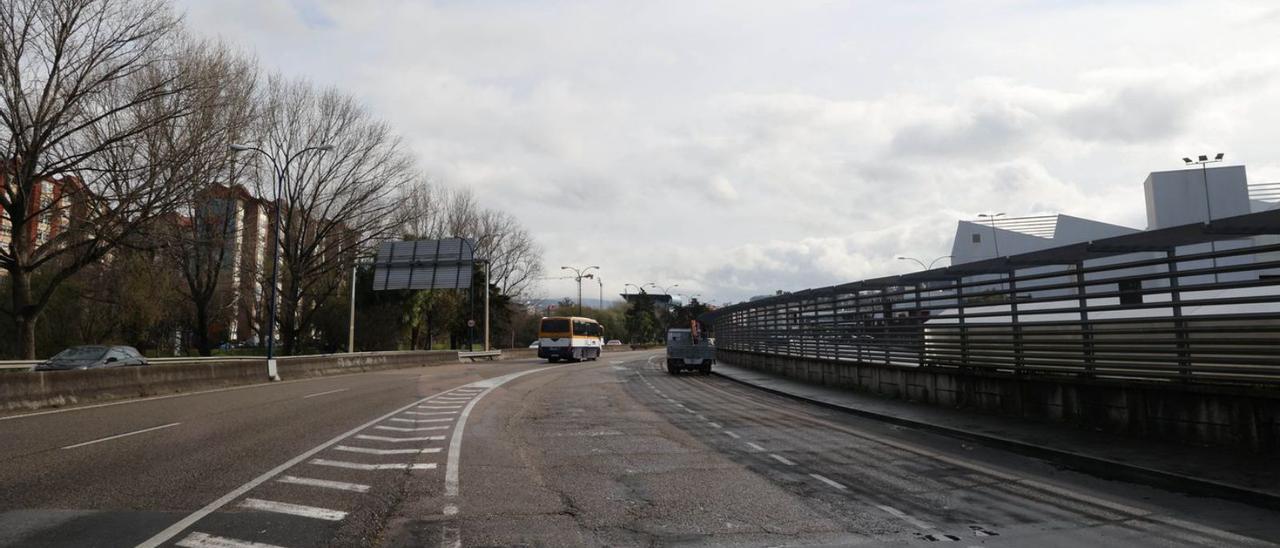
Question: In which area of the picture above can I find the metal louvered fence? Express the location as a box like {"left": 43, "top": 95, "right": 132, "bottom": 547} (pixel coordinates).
{"left": 705, "top": 210, "right": 1280, "bottom": 385}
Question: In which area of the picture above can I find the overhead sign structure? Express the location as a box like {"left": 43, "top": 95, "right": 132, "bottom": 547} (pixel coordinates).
{"left": 372, "top": 238, "right": 475, "bottom": 291}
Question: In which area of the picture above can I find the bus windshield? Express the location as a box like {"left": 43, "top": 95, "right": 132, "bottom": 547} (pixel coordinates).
{"left": 540, "top": 318, "right": 570, "bottom": 333}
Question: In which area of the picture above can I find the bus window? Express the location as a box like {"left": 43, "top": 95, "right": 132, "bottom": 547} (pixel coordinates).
{"left": 541, "top": 318, "right": 570, "bottom": 333}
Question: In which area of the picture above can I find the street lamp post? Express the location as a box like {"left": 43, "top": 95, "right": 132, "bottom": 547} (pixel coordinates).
{"left": 896, "top": 255, "right": 952, "bottom": 271}
{"left": 978, "top": 213, "right": 1005, "bottom": 258}
{"left": 230, "top": 142, "right": 333, "bottom": 380}
{"left": 1183, "top": 154, "right": 1225, "bottom": 283}
{"left": 597, "top": 277, "right": 604, "bottom": 309}
{"left": 561, "top": 265, "right": 600, "bottom": 315}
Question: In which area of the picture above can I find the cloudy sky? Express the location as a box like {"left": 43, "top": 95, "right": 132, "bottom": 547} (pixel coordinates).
{"left": 177, "top": 0, "right": 1280, "bottom": 304}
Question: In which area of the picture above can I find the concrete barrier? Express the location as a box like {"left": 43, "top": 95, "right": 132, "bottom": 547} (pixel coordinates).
{"left": 719, "top": 349, "right": 1280, "bottom": 454}
{"left": 0, "top": 350, "right": 459, "bottom": 413}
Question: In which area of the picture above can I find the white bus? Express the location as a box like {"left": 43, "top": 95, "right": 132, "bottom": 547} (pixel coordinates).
{"left": 537, "top": 316, "right": 604, "bottom": 362}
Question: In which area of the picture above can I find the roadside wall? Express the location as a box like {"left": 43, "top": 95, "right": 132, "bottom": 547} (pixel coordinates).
{"left": 718, "top": 349, "right": 1280, "bottom": 454}
{"left": 0, "top": 351, "right": 459, "bottom": 413}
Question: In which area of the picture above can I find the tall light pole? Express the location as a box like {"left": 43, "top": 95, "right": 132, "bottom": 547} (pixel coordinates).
{"left": 645, "top": 282, "right": 679, "bottom": 310}
{"left": 597, "top": 277, "right": 604, "bottom": 309}
{"left": 978, "top": 213, "right": 1005, "bottom": 258}
{"left": 896, "top": 255, "right": 952, "bottom": 271}
{"left": 1183, "top": 153, "right": 1225, "bottom": 283}
{"left": 624, "top": 283, "right": 644, "bottom": 296}
{"left": 230, "top": 142, "right": 333, "bottom": 380}
{"left": 561, "top": 265, "right": 599, "bottom": 315}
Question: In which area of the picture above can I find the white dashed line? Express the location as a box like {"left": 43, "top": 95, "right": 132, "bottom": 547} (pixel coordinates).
{"left": 176, "top": 531, "right": 285, "bottom": 548}
{"left": 390, "top": 417, "right": 453, "bottom": 423}
{"left": 238, "top": 498, "right": 347, "bottom": 521}
{"left": 333, "top": 445, "right": 442, "bottom": 455}
{"left": 309, "top": 459, "right": 437, "bottom": 471}
{"left": 416, "top": 405, "right": 463, "bottom": 410}
{"left": 745, "top": 442, "right": 766, "bottom": 452}
{"left": 403, "top": 411, "right": 458, "bottom": 416}
{"left": 769, "top": 454, "right": 796, "bottom": 466}
{"left": 724, "top": 431, "right": 741, "bottom": 439}
{"left": 302, "top": 388, "right": 348, "bottom": 399}
{"left": 876, "top": 504, "right": 936, "bottom": 530}
{"left": 810, "top": 473, "right": 847, "bottom": 490}
{"left": 276, "top": 475, "right": 369, "bottom": 493}
{"left": 375, "top": 425, "right": 449, "bottom": 432}
{"left": 62, "top": 422, "right": 181, "bottom": 450}
{"left": 355, "top": 434, "right": 445, "bottom": 443}
{"left": 707, "top": 422, "right": 722, "bottom": 429}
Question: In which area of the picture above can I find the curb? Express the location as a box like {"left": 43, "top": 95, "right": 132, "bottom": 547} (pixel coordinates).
{"left": 712, "top": 367, "right": 1280, "bottom": 511}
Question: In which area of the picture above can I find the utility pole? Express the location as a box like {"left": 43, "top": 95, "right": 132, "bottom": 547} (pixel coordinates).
{"left": 1184, "top": 154, "right": 1225, "bottom": 283}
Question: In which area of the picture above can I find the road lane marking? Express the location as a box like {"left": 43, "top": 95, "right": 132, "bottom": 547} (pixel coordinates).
{"left": 417, "top": 405, "right": 463, "bottom": 410}
{"left": 238, "top": 498, "right": 346, "bottom": 521}
{"left": 176, "top": 532, "right": 286, "bottom": 548}
{"left": 390, "top": 417, "right": 453, "bottom": 423}
{"left": 334, "top": 445, "right": 442, "bottom": 455}
{"left": 708, "top": 422, "right": 722, "bottom": 429}
{"left": 302, "top": 388, "right": 348, "bottom": 399}
{"left": 276, "top": 475, "right": 370, "bottom": 493}
{"left": 310, "top": 459, "right": 437, "bottom": 471}
{"left": 404, "top": 411, "right": 458, "bottom": 416}
{"left": 810, "top": 473, "right": 848, "bottom": 490}
{"left": 769, "top": 454, "right": 796, "bottom": 466}
{"left": 876, "top": 504, "right": 936, "bottom": 530}
{"left": 137, "top": 385, "right": 462, "bottom": 548}
{"left": 445, "top": 365, "right": 573, "bottom": 498}
{"left": 745, "top": 442, "right": 766, "bottom": 452}
{"left": 355, "top": 434, "right": 445, "bottom": 443}
{"left": 724, "top": 431, "right": 741, "bottom": 439}
{"left": 376, "top": 425, "right": 449, "bottom": 432}
{"left": 61, "top": 422, "right": 181, "bottom": 449}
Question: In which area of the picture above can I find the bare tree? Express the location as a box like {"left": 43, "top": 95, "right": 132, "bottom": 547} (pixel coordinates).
{"left": 158, "top": 42, "right": 258, "bottom": 356}
{"left": 0, "top": 0, "right": 200, "bottom": 358}
{"left": 250, "top": 76, "right": 411, "bottom": 354}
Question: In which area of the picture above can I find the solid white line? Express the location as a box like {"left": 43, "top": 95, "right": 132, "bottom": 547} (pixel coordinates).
{"left": 276, "top": 475, "right": 369, "bottom": 493}
{"left": 239, "top": 498, "right": 346, "bottom": 521}
{"left": 137, "top": 386, "right": 460, "bottom": 548}
{"left": 355, "top": 434, "right": 445, "bottom": 443}
{"left": 404, "top": 411, "right": 457, "bottom": 416}
{"left": 310, "top": 459, "right": 437, "bottom": 471}
{"left": 810, "top": 473, "right": 848, "bottom": 490}
{"left": 876, "top": 504, "right": 936, "bottom": 530}
{"left": 176, "top": 531, "right": 286, "bottom": 548}
{"left": 334, "top": 445, "right": 441, "bottom": 455}
{"left": 445, "top": 365, "right": 572, "bottom": 498}
{"left": 390, "top": 417, "right": 453, "bottom": 423}
{"left": 724, "top": 431, "right": 741, "bottom": 439}
{"left": 745, "top": 442, "right": 766, "bottom": 452}
{"left": 61, "top": 422, "right": 181, "bottom": 449}
{"left": 302, "top": 388, "right": 348, "bottom": 399}
{"left": 375, "top": 425, "right": 449, "bottom": 432}
{"left": 769, "top": 454, "right": 796, "bottom": 466}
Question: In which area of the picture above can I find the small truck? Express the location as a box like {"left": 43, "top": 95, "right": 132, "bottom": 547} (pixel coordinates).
{"left": 665, "top": 322, "right": 715, "bottom": 375}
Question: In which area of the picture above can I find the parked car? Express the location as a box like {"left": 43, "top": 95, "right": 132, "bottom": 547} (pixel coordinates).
{"left": 528, "top": 341, "right": 540, "bottom": 348}
{"left": 605, "top": 340, "right": 623, "bottom": 346}
{"left": 35, "top": 346, "right": 148, "bottom": 371}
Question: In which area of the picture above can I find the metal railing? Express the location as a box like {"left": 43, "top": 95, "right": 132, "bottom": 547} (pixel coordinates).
{"left": 705, "top": 209, "right": 1280, "bottom": 386}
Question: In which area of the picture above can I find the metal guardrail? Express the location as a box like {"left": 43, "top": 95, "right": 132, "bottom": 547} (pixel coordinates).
{"left": 705, "top": 209, "right": 1280, "bottom": 386}
{"left": 0, "top": 355, "right": 264, "bottom": 372}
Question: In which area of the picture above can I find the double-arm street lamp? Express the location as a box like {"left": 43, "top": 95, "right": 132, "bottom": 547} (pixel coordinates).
{"left": 624, "top": 283, "right": 645, "bottom": 296}
{"left": 561, "top": 265, "right": 599, "bottom": 315}
{"left": 896, "top": 255, "right": 952, "bottom": 271}
{"left": 230, "top": 142, "right": 333, "bottom": 380}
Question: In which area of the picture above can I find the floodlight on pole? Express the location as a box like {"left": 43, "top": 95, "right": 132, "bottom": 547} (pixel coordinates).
{"left": 1184, "top": 153, "right": 1226, "bottom": 282}
{"left": 229, "top": 142, "right": 333, "bottom": 380}
{"left": 978, "top": 213, "right": 1006, "bottom": 258}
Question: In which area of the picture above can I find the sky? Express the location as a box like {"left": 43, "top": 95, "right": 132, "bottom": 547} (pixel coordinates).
{"left": 176, "top": 0, "right": 1280, "bottom": 305}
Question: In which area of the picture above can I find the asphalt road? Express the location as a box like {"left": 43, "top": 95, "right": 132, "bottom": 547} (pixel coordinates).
{"left": 2, "top": 351, "right": 1278, "bottom": 547}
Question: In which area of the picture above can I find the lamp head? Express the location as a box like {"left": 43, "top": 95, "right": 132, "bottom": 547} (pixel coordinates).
{"left": 1215, "top": 153, "right": 1224, "bottom": 160}
{"left": 1182, "top": 157, "right": 1193, "bottom": 164}
{"left": 1198, "top": 155, "right": 1208, "bottom": 162}
{"left": 229, "top": 144, "right": 252, "bottom": 152}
